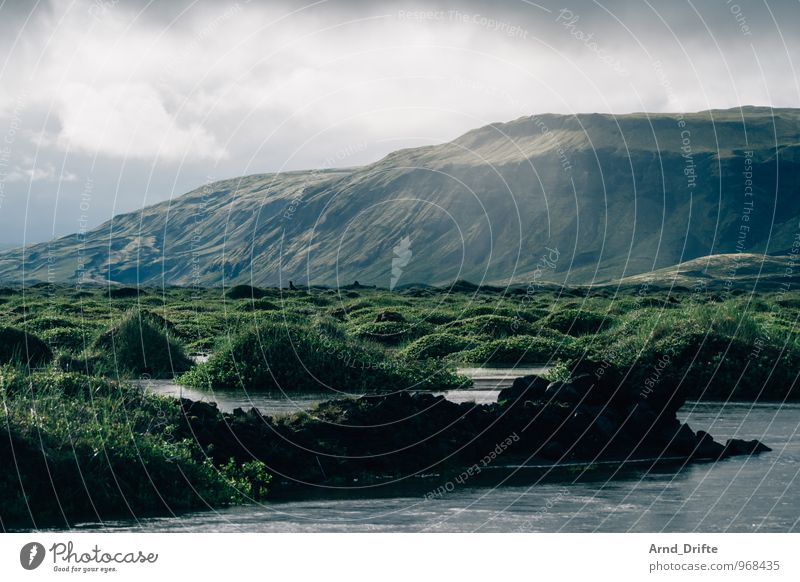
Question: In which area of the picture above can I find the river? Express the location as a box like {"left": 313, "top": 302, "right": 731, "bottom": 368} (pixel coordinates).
{"left": 74, "top": 369, "right": 798, "bottom": 532}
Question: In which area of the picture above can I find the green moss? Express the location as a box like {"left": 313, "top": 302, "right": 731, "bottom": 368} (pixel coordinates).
{"left": 40, "top": 327, "right": 87, "bottom": 353}
{"left": 179, "top": 323, "right": 467, "bottom": 392}
{"left": 446, "top": 314, "right": 533, "bottom": 338}
{"left": 225, "top": 284, "right": 271, "bottom": 300}
{"left": 455, "top": 335, "right": 578, "bottom": 365}
{"left": 0, "top": 367, "right": 264, "bottom": 528}
{"left": 542, "top": 308, "right": 614, "bottom": 336}
{"left": 93, "top": 310, "right": 192, "bottom": 378}
{"left": 351, "top": 320, "right": 433, "bottom": 345}
{"left": 0, "top": 326, "right": 52, "bottom": 366}
{"left": 400, "top": 333, "right": 478, "bottom": 360}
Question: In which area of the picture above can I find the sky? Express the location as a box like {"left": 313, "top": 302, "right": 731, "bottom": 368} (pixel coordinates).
{"left": 0, "top": 0, "right": 797, "bottom": 246}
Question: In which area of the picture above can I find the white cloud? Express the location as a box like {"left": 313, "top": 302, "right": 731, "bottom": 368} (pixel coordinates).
{"left": 55, "top": 82, "right": 225, "bottom": 161}
{"left": 5, "top": 162, "right": 78, "bottom": 183}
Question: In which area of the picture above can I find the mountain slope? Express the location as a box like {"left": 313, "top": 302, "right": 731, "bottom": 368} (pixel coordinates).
{"left": 1, "top": 107, "right": 799, "bottom": 287}
{"left": 613, "top": 253, "right": 800, "bottom": 290}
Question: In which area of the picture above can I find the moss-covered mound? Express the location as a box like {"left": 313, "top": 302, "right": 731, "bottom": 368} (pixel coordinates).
{"left": 400, "top": 333, "right": 478, "bottom": 360}
{"left": 225, "top": 284, "right": 271, "bottom": 300}
{"left": 180, "top": 323, "right": 467, "bottom": 393}
{"left": 0, "top": 326, "right": 52, "bottom": 366}
{"left": 93, "top": 310, "right": 192, "bottom": 378}
{"left": 456, "top": 335, "right": 578, "bottom": 365}
{"left": 542, "top": 308, "right": 613, "bottom": 336}
{"left": 107, "top": 286, "right": 143, "bottom": 299}
{"left": 0, "top": 367, "right": 270, "bottom": 529}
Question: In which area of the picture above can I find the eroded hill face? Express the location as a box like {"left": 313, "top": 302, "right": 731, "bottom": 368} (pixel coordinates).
{"left": 2, "top": 107, "right": 799, "bottom": 287}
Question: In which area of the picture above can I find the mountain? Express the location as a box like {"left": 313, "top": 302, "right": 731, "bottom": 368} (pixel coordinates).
{"left": 612, "top": 253, "right": 800, "bottom": 290}
{"left": 1, "top": 106, "right": 799, "bottom": 287}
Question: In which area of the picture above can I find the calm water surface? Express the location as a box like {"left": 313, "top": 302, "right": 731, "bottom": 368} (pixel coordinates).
{"left": 96, "top": 370, "right": 799, "bottom": 532}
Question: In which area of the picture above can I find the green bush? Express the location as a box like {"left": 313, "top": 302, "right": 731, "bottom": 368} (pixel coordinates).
{"left": 237, "top": 298, "right": 279, "bottom": 312}
{"left": 25, "top": 315, "right": 79, "bottom": 333}
{"left": 107, "top": 286, "right": 142, "bottom": 299}
{"left": 180, "top": 323, "right": 467, "bottom": 393}
{"left": 456, "top": 335, "right": 578, "bottom": 365}
{"left": 0, "top": 368, "right": 262, "bottom": 527}
{"left": 93, "top": 310, "right": 192, "bottom": 378}
{"left": 542, "top": 308, "right": 613, "bottom": 336}
{"left": 446, "top": 314, "right": 533, "bottom": 338}
{"left": 41, "top": 327, "right": 87, "bottom": 353}
{"left": 400, "top": 333, "right": 478, "bottom": 360}
{"left": 0, "top": 326, "right": 52, "bottom": 367}
{"left": 225, "top": 284, "right": 270, "bottom": 300}
{"left": 351, "top": 320, "right": 433, "bottom": 345}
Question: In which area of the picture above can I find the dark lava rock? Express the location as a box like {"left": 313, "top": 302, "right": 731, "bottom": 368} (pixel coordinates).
{"left": 497, "top": 374, "right": 550, "bottom": 403}
{"left": 723, "top": 438, "right": 772, "bottom": 456}
{"left": 545, "top": 381, "right": 582, "bottom": 404}
{"left": 179, "top": 398, "right": 219, "bottom": 421}
{"left": 170, "top": 360, "right": 773, "bottom": 489}
{"left": 693, "top": 430, "right": 726, "bottom": 459}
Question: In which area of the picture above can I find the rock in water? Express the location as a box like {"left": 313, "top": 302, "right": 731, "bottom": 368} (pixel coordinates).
{"left": 723, "top": 438, "right": 772, "bottom": 456}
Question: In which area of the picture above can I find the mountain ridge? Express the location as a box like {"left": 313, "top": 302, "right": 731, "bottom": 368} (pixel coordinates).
{"left": 1, "top": 107, "right": 798, "bottom": 287}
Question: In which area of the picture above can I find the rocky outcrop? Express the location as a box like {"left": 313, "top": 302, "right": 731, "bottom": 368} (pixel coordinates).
{"left": 176, "top": 362, "right": 771, "bottom": 489}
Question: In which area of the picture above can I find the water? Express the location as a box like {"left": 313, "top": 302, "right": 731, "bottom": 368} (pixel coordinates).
{"left": 91, "top": 371, "right": 799, "bottom": 532}
{"left": 134, "top": 366, "right": 549, "bottom": 414}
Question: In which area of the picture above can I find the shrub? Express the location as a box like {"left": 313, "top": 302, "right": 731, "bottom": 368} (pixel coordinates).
{"left": 40, "top": 327, "right": 87, "bottom": 353}
{"left": 0, "top": 326, "right": 52, "bottom": 367}
{"left": 107, "top": 286, "right": 143, "bottom": 299}
{"left": 237, "top": 299, "right": 279, "bottom": 312}
{"left": 225, "top": 284, "right": 270, "bottom": 300}
{"left": 93, "top": 310, "right": 192, "bottom": 378}
{"left": 25, "top": 315, "right": 79, "bottom": 333}
{"left": 351, "top": 321, "right": 433, "bottom": 345}
{"left": 455, "top": 335, "right": 578, "bottom": 365}
{"left": 0, "top": 368, "right": 267, "bottom": 527}
{"left": 400, "top": 333, "right": 478, "bottom": 360}
{"left": 446, "top": 314, "right": 533, "bottom": 338}
{"left": 542, "top": 308, "right": 613, "bottom": 336}
{"left": 180, "top": 323, "right": 467, "bottom": 393}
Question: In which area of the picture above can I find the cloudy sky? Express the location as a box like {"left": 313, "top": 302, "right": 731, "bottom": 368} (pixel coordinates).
{"left": 0, "top": 0, "right": 797, "bottom": 245}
